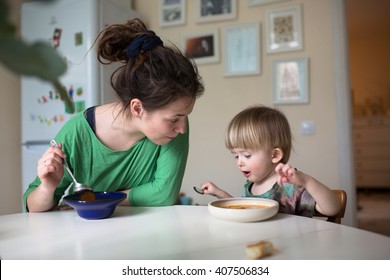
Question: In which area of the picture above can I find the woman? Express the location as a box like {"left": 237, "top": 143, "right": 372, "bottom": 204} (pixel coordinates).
{"left": 24, "top": 18, "right": 204, "bottom": 212}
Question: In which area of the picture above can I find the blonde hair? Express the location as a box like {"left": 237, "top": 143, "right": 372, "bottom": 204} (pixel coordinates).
{"left": 225, "top": 105, "right": 292, "bottom": 163}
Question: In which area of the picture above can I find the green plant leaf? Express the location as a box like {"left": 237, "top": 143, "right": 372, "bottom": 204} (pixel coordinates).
{"left": 52, "top": 80, "right": 74, "bottom": 113}
{"left": 0, "top": 0, "right": 74, "bottom": 113}
{"left": 0, "top": 37, "right": 67, "bottom": 81}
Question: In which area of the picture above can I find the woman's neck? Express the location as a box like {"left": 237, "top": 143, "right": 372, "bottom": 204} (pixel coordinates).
{"left": 95, "top": 103, "right": 145, "bottom": 151}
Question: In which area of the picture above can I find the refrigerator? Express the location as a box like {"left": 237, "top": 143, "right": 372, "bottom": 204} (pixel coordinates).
{"left": 20, "top": 0, "right": 139, "bottom": 207}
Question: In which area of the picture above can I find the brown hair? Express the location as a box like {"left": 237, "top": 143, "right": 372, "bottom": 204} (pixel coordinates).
{"left": 96, "top": 18, "right": 204, "bottom": 114}
{"left": 225, "top": 105, "right": 292, "bottom": 163}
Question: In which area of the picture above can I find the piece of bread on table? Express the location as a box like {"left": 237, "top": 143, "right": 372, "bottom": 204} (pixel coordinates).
{"left": 245, "top": 240, "right": 274, "bottom": 259}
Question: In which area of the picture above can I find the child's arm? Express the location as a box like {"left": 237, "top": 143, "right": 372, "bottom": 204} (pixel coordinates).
{"left": 200, "top": 181, "right": 233, "bottom": 199}
{"left": 275, "top": 163, "right": 341, "bottom": 216}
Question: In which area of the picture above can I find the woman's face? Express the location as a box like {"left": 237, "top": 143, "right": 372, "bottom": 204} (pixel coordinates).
{"left": 141, "top": 97, "right": 195, "bottom": 145}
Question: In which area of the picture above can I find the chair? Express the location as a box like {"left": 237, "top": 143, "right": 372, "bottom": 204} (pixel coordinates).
{"left": 314, "top": 189, "right": 347, "bottom": 224}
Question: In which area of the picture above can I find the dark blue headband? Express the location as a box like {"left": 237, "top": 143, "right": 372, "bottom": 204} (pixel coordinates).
{"left": 126, "top": 32, "right": 163, "bottom": 58}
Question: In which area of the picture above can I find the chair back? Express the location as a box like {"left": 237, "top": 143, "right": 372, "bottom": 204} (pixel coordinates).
{"left": 314, "top": 189, "right": 347, "bottom": 224}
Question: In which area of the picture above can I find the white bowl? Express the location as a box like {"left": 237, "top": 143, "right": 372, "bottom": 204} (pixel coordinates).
{"left": 208, "top": 197, "right": 279, "bottom": 222}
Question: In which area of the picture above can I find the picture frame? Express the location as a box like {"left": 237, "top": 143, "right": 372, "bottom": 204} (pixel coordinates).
{"left": 272, "top": 57, "right": 309, "bottom": 104}
{"left": 248, "top": 0, "right": 288, "bottom": 7}
{"left": 223, "top": 22, "right": 261, "bottom": 77}
{"left": 182, "top": 30, "right": 219, "bottom": 65}
{"left": 160, "top": 0, "right": 186, "bottom": 27}
{"left": 196, "top": 0, "right": 237, "bottom": 23}
{"left": 266, "top": 4, "right": 303, "bottom": 53}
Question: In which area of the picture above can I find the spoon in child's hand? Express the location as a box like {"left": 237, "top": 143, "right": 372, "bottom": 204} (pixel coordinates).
{"left": 193, "top": 186, "right": 204, "bottom": 195}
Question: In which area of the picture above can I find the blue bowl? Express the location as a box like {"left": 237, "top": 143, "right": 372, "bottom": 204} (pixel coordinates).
{"left": 63, "top": 191, "right": 127, "bottom": 219}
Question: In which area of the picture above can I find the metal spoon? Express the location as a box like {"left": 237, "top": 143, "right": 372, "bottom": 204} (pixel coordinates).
{"left": 50, "top": 140, "right": 95, "bottom": 199}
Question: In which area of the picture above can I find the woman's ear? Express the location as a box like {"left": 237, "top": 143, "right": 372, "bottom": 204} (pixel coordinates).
{"left": 130, "top": 98, "right": 144, "bottom": 118}
{"left": 271, "top": 148, "right": 284, "bottom": 164}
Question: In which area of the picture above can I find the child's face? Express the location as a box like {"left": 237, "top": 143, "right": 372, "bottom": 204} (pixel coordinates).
{"left": 231, "top": 148, "right": 275, "bottom": 184}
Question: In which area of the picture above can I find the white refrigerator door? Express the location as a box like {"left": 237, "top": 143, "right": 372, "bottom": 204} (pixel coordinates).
{"left": 21, "top": 0, "right": 100, "bottom": 143}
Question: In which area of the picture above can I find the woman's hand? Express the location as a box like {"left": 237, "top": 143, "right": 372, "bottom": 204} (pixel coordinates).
{"left": 37, "top": 142, "right": 66, "bottom": 192}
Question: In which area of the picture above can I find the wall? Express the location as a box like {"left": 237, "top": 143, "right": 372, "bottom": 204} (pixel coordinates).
{"left": 0, "top": 0, "right": 23, "bottom": 215}
{"left": 133, "top": 0, "right": 355, "bottom": 225}
{"left": 0, "top": 0, "right": 356, "bottom": 226}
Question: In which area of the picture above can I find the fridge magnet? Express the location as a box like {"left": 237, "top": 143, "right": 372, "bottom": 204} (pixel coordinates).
{"left": 52, "top": 28, "right": 62, "bottom": 48}
{"left": 48, "top": 90, "right": 55, "bottom": 100}
{"left": 197, "top": 0, "right": 237, "bottom": 23}
{"left": 160, "top": 0, "right": 186, "bottom": 27}
{"left": 182, "top": 30, "right": 219, "bottom": 65}
{"left": 76, "top": 87, "right": 83, "bottom": 96}
{"left": 266, "top": 4, "right": 303, "bottom": 53}
{"left": 272, "top": 57, "right": 309, "bottom": 104}
{"left": 223, "top": 22, "right": 261, "bottom": 77}
{"left": 75, "top": 32, "right": 83, "bottom": 46}
{"left": 38, "top": 96, "right": 48, "bottom": 104}
{"left": 68, "top": 85, "right": 74, "bottom": 100}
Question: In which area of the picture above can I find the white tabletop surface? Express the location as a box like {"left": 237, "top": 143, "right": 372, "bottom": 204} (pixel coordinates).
{"left": 0, "top": 205, "right": 389, "bottom": 260}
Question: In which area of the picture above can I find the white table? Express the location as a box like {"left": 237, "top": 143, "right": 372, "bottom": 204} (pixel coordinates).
{"left": 0, "top": 205, "right": 389, "bottom": 259}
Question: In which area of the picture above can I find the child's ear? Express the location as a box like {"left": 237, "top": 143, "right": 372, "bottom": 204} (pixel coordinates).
{"left": 271, "top": 148, "right": 284, "bottom": 163}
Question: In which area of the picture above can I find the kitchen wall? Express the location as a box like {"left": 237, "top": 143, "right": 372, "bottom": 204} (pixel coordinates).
{"left": 0, "top": 0, "right": 356, "bottom": 226}
{"left": 0, "top": 0, "right": 23, "bottom": 215}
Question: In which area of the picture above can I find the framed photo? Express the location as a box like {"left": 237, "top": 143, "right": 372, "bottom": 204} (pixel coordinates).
{"left": 223, "top": 22, "right": 261, "bottom": 77}
{"left": 160, "top": 0, "right": 186, "bottom": 27}
{"left": 272, "top": 57, "right": 309, "bottom": 104}
{"left": 182, "top": 30, "right": 219, "bottom": 65}
{"left": 197, "top": 0, "right": 237, "bottom": 23}
{"left": 266, "top": 4, "right": 303, "bottom": 53}
{"left": 248, "top": 0, "right": 288, "bottom": 6}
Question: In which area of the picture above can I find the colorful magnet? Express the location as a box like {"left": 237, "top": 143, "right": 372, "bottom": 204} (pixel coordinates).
{"left": 75, "top": 32, "right": 83, "bottom": 46}
{"left": 52, "top": 28, "right": 62, "bottom": 48}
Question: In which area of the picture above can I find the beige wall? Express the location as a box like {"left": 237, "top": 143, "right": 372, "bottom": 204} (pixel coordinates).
{"left": 0, "top": 0, "right": 23, "bottom": 215}
{"left": 0, "top": 0, "right": 356, "bottom": 226}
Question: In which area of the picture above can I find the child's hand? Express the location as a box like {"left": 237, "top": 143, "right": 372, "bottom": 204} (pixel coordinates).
{"left": 275, "top": 163, "right": 306, "bottom": 187}
{"left": 199, "top": 182, "right": 232, "bottom": 199}
{"left": 199, "top": 182, "right": 219, "bottom": 196}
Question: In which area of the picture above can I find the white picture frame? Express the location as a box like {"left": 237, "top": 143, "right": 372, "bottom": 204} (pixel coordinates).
{"left": 160, "top": 0, "right": 186, "bottom": 27}
{"left": 197, "top": 0, "right": 237, "bottom": 23}
{"left": 272, "top": 57, "right": 309, "bottom": 104}
{"left": 248, "top": 0, "right": 288, "bottom": 7}
{"left": 182, "top": 30, "right": 219, "bottom": 65}
{"left": 223, "top": 22, "right": 261, "bottom": 77}
{"left": 266, "top": 4, "right": 303, "bottom": 53}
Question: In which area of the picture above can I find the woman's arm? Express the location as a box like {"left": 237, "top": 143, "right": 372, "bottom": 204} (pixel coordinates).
{"left": 25, "top": 142, "right": 67, "bottom": 212}
{"left": 128, "top": 120, "right": 190, "bottom": 206}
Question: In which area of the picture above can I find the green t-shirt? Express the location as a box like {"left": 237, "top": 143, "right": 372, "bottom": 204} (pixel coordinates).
{"left": 23, "top": 111, "right": 189, "bottom": 211}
